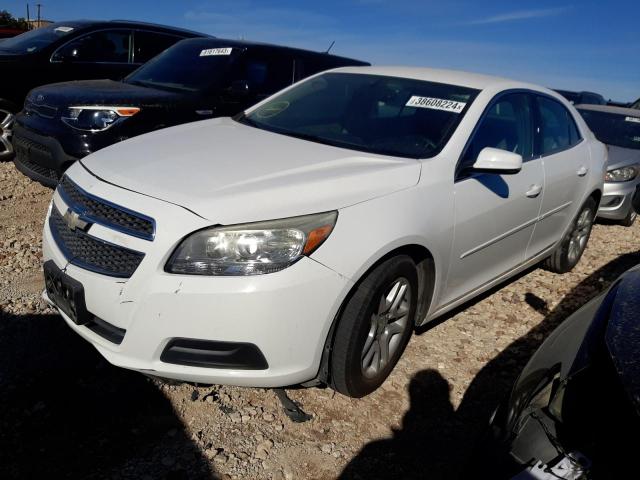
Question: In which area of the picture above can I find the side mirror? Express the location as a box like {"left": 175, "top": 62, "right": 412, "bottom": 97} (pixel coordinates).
{"left": 228, "top": 80, "right": 250, "bottom": 97}
{"left": 472, "top": 147, "right": 523, "bottom": 174}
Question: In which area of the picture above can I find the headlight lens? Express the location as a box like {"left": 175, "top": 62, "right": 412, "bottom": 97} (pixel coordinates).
{"left": 605, "top": 165, "right": 639, "bottom": 183}
{"left": 61, "top": 106, "right": 140, "bottom": 132}
{"left": 166, "top": 211, "right": 337, "bottom": 276}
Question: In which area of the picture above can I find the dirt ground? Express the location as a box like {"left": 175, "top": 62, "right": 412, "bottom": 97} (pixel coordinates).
{"left": 1, "top": 160, "right": 639, "bottom": 480}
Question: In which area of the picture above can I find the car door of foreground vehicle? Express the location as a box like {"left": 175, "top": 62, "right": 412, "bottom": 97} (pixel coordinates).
{"left": 444, "top": 92, "right": 544, "bottom": 305}
{"left": 525, "top": 95, "right": 588, "bottom": 258}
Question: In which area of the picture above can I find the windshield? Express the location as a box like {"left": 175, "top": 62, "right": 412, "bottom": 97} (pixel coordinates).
{"left": 0, "top": 23, "right": 77, "bottom": 53}
{"left": 126, "top": 42, "right": 242, "bottom": 92}
{"left": 239, "top": 73, "right": 478, "bottom": 159}
{"left": 578, "top": 108, "right": 640, "bottom": 150}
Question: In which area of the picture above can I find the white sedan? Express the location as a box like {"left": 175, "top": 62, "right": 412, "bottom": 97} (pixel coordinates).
{"left": 41, "top": 67, "right": 606, "bottom": 397}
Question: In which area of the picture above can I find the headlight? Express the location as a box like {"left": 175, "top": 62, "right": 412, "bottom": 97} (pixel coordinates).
{"left": 61, "top": 106, "right": 140, "bottom": 132}
{"left": 605, "top": 165, "right": 639, "bottom": 183}
{"left": 166, "top": 211, "right": 338, "bottom": 276}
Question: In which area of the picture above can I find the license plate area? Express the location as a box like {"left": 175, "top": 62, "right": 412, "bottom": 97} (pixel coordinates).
{"left": 44, "top": 260, "right": 91, "bottom": 325}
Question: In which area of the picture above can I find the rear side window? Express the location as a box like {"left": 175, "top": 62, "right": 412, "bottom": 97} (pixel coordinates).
{"left": 536, "top": 96, "right": 581, "bottom": 155}
{"left": 133, "top": 31, "right": 181, "bottom": 64}
{"left": 460, "top": 93, "right": 533, "bottom": 172}
{"left": 53, "top": 30, "right": 131, "bottom": 63}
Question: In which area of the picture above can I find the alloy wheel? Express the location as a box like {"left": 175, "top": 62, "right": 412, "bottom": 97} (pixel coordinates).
{"left": 567, "top": 207, "right": 593, "bottom": 263}
{"left": 0, "top": 109, "right": 14, "bottom": 160}
{"left": 361, "top": 277, "right": 412, "bottom": 379}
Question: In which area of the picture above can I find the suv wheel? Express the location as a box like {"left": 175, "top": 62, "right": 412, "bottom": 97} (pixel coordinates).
{"left": 544, "top": 197, "right": 596, "bottom": 274}
{"left": 0, "top": 100, "right": 16, "bottom": 161}
{"left": 330, "top": 255, "right": 418, "bottom": 397}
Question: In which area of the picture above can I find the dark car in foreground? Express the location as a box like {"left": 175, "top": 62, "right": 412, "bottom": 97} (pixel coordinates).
{"left": 577, "top": 104, "right": 640, "bottom": 226}
{"left": 554, "top": 89, "right": 606, "bottom": 106}
{"left": 12, "top": 37, "right": 369, "bottom": 187}
{"left": 0, "top": 20, "right": 206, "bottom": 160}
{"left": 482, "top": 265, "right": 640, "bottom": 479}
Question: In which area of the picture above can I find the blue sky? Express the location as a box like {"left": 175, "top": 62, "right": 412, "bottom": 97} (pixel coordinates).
{"left": 5, "top": 0, "right": 639, "bottom": 100}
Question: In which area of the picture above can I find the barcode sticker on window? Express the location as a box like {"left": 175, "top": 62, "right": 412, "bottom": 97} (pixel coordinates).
{"left": 625, "top": 116, "right": 640, "bottom": 123}
{"left": 200, "top": 48, "right": 233, "bottom": 56}
{"left": 405, "top": 96, "right": 467, "bottom": 113}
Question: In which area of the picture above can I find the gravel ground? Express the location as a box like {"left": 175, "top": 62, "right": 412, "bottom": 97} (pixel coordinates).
{"left": 1, "top": 160, "right": 639, "bottom": 480}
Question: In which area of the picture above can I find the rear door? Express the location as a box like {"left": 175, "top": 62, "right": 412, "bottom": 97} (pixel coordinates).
{"left": 444, "top": 92, "right": 543, "bottom": 304}
{"left": 526, "top": 95, "right": 588, "bottom": 258}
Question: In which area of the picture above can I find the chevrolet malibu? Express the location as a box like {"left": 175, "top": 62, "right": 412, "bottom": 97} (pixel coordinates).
{"left": 41, "top": 67, "right": 606, "bottom": 398}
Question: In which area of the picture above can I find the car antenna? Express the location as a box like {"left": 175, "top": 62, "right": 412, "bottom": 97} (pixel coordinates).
{"left": 325, "top": 40, "right": 335, "bottom": 54}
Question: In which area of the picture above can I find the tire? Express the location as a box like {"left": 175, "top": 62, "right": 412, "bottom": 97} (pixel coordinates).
{"left": 620, "top": 208, "right": 637, "bottom": 227}
{"left": 0, "top": 99, "right": 17, "bottom": 162}
{"left": 544, "top": 197, "right": 596, "bottom": 274}
{"left": 330, "top": 255, "right": 419, "bottom": 397}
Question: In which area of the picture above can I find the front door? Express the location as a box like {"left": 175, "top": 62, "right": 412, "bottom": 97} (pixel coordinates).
{"left": 444, "top": 92, "right": 543, "bottom": 305}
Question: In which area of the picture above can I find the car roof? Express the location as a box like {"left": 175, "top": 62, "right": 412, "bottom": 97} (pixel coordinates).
{"left": 50, "top": 20, "right": 207, "bottom": 37}
{"left": 322, "top": 65, "right": 551, "bottom": 92}
{"left": 576, "top": 103, "right": 640, "bottom": 117}
{"left": 173, "top": 37, "right": 369, "bottom": 64}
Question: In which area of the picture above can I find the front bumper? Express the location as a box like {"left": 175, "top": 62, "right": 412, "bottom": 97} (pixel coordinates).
{"left": 42, "top": 172, "right": 352, "bottom": 387}
{"left": 12, "top": 123, "right": 77, "bottom": 188}
{"left": 597, "top": 181, "right": 639, "bottom": 221}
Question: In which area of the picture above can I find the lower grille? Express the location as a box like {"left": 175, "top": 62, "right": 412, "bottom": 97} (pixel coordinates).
{"left": 49, "top": 206, "right": 144, "bottom": 278}
{"left": 14, "top": 147, "right": 59, "bottom": 182}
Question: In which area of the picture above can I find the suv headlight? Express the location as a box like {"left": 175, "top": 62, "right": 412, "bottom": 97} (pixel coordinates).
{"left": 605, "top": 165, "right": 639, "bottom": 183}
{"left": 165, "top": 211, "right": 337, "bottom": 276}
{"left": 61, "top": 106, "right": 140, "bottom": 132}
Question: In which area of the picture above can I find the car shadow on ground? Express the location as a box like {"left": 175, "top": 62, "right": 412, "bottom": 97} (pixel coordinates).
{"left": 339, "top": 251, "right": 640, "bottom": 480}
{"left": 0, "top": 310, "right": 217, "bottom": 479}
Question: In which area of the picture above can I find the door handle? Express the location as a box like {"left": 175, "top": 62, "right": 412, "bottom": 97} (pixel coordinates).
{"left": 526, "top": 184, "right": 543, "bottom": 198}
{"left": 577, "top": 166, "right": 589, "bottom": 177}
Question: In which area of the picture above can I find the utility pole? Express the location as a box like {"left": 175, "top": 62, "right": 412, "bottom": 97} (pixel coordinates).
{"left": 36, "top": 3, "right": 41, "bottom": 28}
{"left": 26, "top": 3, "right": 30, "bottom": 27}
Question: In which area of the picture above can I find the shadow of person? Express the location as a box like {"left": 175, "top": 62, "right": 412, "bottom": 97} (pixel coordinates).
{"left": 0, "top": 310, "right": 217, "bottom": 480}
{"left": 340, "top": 250, "right": 640, "bottom": 480}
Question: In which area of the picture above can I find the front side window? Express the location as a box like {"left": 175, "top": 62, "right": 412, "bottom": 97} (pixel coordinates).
{"left": 537, "top": 96, "right": 581, "bottom": 155}
{"left": 460, "top": 93, "right": 533, "bottom": 172}
{"left": 52, "top": 30, "right": 131, "bottom": 63}
{"left": 578, "top": 109, "right": 640, "bottom": 150}
{"left": 239, "top": 72, "right": 478, "bottom": 159}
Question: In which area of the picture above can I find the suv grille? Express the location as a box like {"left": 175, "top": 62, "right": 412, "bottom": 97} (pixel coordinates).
{"left": 59, "top": 176, "right": 155, "bottom": 240}
{"left": 49, "top": 206, "right": 144, "bottom": 278}
{"left": 13, "top": 135, "right": 59, "bottom": 182}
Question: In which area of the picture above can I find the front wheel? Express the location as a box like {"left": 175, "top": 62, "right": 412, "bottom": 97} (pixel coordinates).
{"left": 0, "top": 100, "right": 16, "bottom": 162}
{"left": 330, "top": 255, "right": 418, "bottom": 398}
{"left": 544, "top": 197, "right": 596, "bottom": 274}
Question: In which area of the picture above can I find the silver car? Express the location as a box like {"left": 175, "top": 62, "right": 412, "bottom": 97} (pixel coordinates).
{"left": 578, "top": 104, "right": 640, "bottom": 226}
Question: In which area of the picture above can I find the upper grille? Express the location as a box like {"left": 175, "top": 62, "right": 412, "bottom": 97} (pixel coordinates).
{"left": 49, "top": 206, "right": 145, "bottom": 278}
{"left": 59, "top": 176, "right": 155, "bottom": 240}
{"left": 24, "top": 100, "right": 58, "bottom": 119}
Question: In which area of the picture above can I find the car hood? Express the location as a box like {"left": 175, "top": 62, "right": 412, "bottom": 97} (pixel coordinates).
{"left": 80, "top": 117, "right": 421, "bottom": 223}
{"left": 28, "top": 79, "right": 184, "bottom": 109}
{"left": 606, "top": 145, "right": 640, "bottom": 170}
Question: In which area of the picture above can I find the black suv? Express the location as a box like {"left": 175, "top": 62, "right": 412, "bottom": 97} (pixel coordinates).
{"left": 0, "top": 20, "right": 206, "bottom": 160}
{"left": 12, "top": 37, "right": 369, "bottom": 187}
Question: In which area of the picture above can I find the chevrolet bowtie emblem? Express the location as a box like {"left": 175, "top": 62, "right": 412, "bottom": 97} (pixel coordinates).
{"left": 63, "top": 208, "right": 89, "bottom": 231}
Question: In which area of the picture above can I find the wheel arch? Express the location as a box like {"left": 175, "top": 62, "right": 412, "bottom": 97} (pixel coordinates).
{"left": 305, "top": 243, "right": 436, "bottom": 387}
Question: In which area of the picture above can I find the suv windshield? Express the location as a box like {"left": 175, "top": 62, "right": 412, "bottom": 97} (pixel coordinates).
{"left": 578, "top": 108, "right": 640, "bottom": 150}
{"left": 126, "top": 42, "right": 242, "bottom": 92}
{"left": 239, "top": 73, "right": 478, "bottom": 159}
{"left": 0, "top": 23, "right": 78, "bottom": 53}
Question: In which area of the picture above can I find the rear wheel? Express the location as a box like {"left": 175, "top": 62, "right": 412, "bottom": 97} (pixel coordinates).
{"left": 0, "top": 100, "right": 16, "bottom": 162}
{"left": 544, "top": 197, "right": 596, "bottom": 273}
{"left": 330, "top": 255, "right": 418, "bottom": 398}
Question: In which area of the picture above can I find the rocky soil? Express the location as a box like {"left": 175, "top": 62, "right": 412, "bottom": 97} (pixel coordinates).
{"left": 1, "top": 160, "right": 639, "bottom": 479}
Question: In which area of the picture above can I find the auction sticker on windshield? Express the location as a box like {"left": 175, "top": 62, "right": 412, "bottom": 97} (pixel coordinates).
{"left": 200, "top": 48, "right": 233, "bottom": 56}
{"left": 625, "top": 116, "right": 640, "bottom": 124}
{"left": 406, "top": 96, "right": 467, "bottom": 113}
{"left": 54, "top": 26, "right": 74, "bottom": 33}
